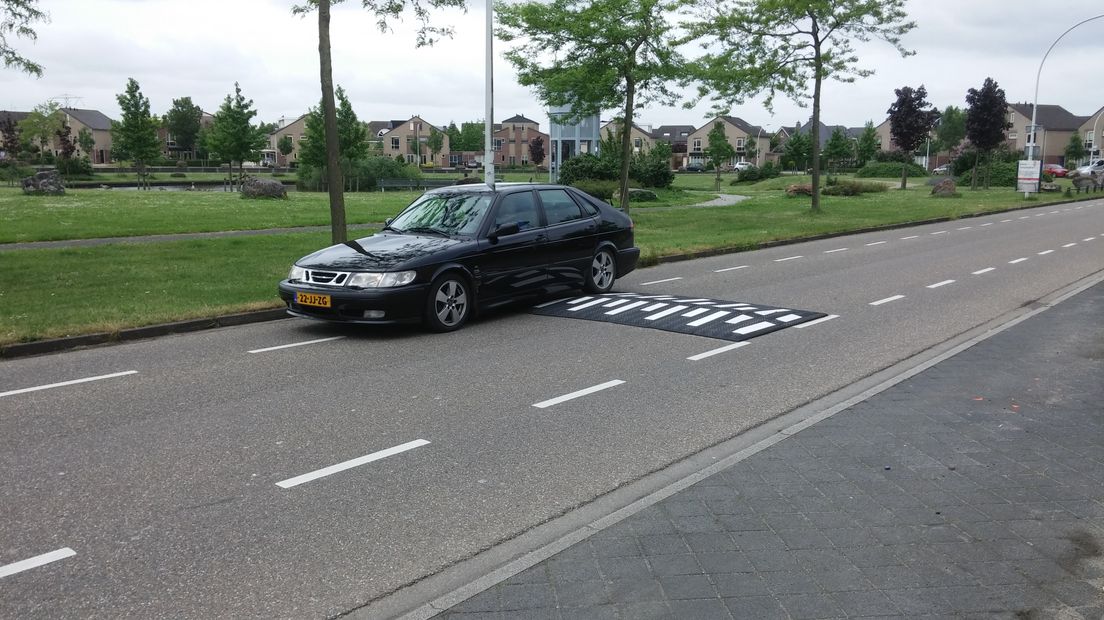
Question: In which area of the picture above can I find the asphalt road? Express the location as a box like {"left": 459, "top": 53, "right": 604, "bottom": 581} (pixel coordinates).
{"left": 2, "top": 199, "right": 1103, "bottom": 619}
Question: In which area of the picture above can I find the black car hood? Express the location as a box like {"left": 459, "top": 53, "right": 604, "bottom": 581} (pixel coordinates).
{"left": 296, "top": 232, "right": 465, "bottom": 271}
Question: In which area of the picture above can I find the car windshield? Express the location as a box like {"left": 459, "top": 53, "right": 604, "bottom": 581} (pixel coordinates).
{"left": 390, "top": 192, "right": 493, "bottom": 236}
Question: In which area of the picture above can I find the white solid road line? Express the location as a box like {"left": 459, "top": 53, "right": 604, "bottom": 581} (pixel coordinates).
{"left": 533, "top": 380, "right": 625, "bottom": 409}
{"left": 0, "top": 548, "right": 76, "bottom": 579}
{"left": 824, "top": 248, "right": 848, "bottom": 253}
{"left": 640, "top": 277, "right": 682, "bottom": 286}
{"left": 1008, "top": 258, "right": 1029, "bottom": 264}
{"left": 687, "top": 341, "right": 750, "bottom": 361}
{"left": 865, "top": 241, "right": 887, "bottom": 246}
{"left": 774, "top": 255, "right": 803, "bottom": 262}
{"left": 713, "top": 265, "right": 748, "bottom": 273}
{"left": 900, "top": 235, "right": 919, "bottom": 240}
{"left": 927, "top": 280, "right": 955, "bottom": 289}
{"left": 972, "top": 268, "right": 996, "bottom": 275}
{"left": 276, "top": 439, "right": 430, "bottom": 489}
{"left": 248, "top": 336, "right": 345, "bottom": 354}
{"left": 0, "top": 371, "right": 138, "bottom": 399}
{"left": 870, "top": 295, "right": 905, "bottom": 306}
{"left": 794, "top": 314, "right": 839, "bottom": 329}
{"left": 1038, "top": 250, "right": 1054, "bottom": 255}
{"left": 1063, "top": 243, "right": 1077, "bottom": 248}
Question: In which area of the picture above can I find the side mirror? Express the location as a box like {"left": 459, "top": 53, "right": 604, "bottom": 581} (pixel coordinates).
{"left": 488, "top": 222, "right": 520, "bottom": 242}
{"left": 385, "top": 218, "right": 393, "bottom": 225}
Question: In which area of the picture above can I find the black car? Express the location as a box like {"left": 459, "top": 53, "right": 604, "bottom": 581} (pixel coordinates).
{"left": 684, "top": 163, "right": 705, "bottom": 172}
{"left": 278, "top": 183, "right": 640, "bottom": 332}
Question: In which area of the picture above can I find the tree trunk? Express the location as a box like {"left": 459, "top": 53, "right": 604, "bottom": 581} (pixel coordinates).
{"left": 984, "top": 152, "right": 991, "bottom": 190}
{"left": 900, "top": 162, "right": 907, "bottom": 190}
{"left": 809, "top": 31, "right": 823, "bottom": 213}
{"left": 618, "top": 74, "right": 636, "bottom": 215}
{"left": 318, "top": 0, "right": 347, "bottom": 244}
{"left": 971, "top": 151, "right": 979, "bottom": 190}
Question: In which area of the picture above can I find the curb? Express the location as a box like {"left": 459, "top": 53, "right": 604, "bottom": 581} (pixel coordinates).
{"left": 3, "top": 194, "right": 1100, "bottom": 361}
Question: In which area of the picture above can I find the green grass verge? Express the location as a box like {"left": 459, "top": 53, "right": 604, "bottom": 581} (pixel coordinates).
{"left": 0, "top": 188, "right": 418, "bottom": 243}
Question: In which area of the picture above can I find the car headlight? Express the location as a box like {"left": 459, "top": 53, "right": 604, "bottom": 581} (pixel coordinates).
{"left": 347, "top": 271, "right": 416, "bottom": 289}
{"left": 288, "top": 265, "right": 307, "bottom": 281}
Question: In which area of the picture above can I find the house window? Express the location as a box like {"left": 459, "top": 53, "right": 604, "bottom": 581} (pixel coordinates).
{"left": 692, "top": 138, "right": 702, "bottom": 152}
{"left": 1009, "top": 132, "right": 1018, "bottom": 140}
{"left": 1086, "top": 131, "right": 1096, "bottom": 149}
{"left": 633, "top": 138, "right": 642, "bottom": 149}
{"left": 493, "top": 138, "right": 504, "bottom": 151}
{"left": 509, "top": 156, "right": 516, "bottom": 165}
{"left": 449, "top": 154, "right": 462, "bottom": 166}
{"left": 522, "top": 158, "right": 528, "bottom": 165}
{"left": 406, "top": 154, "right": 415, "bottom": 163}
{"left": 735, "top": 138, "right": 745, "bottom": 150}
{"left": 391, "top": 137, "right": 400, "bottom": 150}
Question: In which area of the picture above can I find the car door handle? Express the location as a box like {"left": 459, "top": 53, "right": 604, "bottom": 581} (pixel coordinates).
{"left": 535, "top": 234, "right": 548, "bottom": 242}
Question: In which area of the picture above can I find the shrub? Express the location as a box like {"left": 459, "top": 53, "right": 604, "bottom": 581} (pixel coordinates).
{"left": 956, "top": 161, "right": 1017, "bottom": 187}
{"left": 631, "top": 142, "right": 674, "bottom": 188}
{"left": 856, "top": 161, "right": 928, "bottom": 178}
{"left": 558, "top": 154, "right": 617, "bottom": 185}
{"left": 571, "top": 179, "right": 620, "bottom": 201}
{"left": 175, "top": 159, "right": 187, "bottom": 169}
{"left": 874, "top": 150, "right": 910, "bottom": 163}
{"left": 169, "top": 172, "right": 186, "bottom": 178}
{"left": 821, "top": 180, "right": 889, "bottom": 196}
{"left": 56, "top": 156, "right": 92, "bottom": 177}
{"left": 733, "top": 167, "right": 762, "bottom": 183}
{"left": 1041, "top": 172, "right": 1054, "bottom": 183}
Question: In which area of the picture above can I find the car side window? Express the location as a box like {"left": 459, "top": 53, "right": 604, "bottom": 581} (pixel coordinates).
{"left": 539, "top": 189, "right": 585, "bottom": 225}
{"left": 492, "top": 191, "right": 541, "bottom": 232}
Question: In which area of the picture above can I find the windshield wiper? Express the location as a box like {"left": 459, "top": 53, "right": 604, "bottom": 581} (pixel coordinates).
{"left": 403, "top": 226, "right": 451, "bottom": 237}
{"left": 381, "top": 224, "right": 404, "bottom": 233}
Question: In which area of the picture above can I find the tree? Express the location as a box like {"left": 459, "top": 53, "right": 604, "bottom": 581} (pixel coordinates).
{"left": 965, "top": 77, "right": 1010, "bottom": 189}
{"left": 277, "top": 134, "right": 295, "bottom": 163}
{"left": 299, "top": 86, "right": 366, "bottom": 170}
{"left": 498, "top": 0, "right": 685, "bottom": 213}
{"left": 743, "top": 133, "right": 758, "bottom": 164}
{"left": 54, "top": 123, "right": 76, "bottom": 177}
{"left": 76, "top": 127, "right": 94, "bottom": 157}
{"left": 1, "top": 114, "right": 21, "bottom": 185}
{"left": 17, "top": 100, "right": 62, "bottom": 157}
{"left": 457, "top": 121, "right": 484, "bottom": 151}
{"left": 823, "top": 126, "right": 852, "bottom": 174}
{"left": 2, "top": 0, "right": 47, "bottom": 75}
{"left": 165, "top": 97, "right": 203, "bottom": 158}
{"left": 445, "top": 121, "right": 461, "bottom": 151}
{"left": 426, "top": 126, "right": 444, "bottom": 166}
{"left": 207, "top": 82, "right": 268, "bottom": 188}
{"left": 933, "top": 105, "right": 965, "bottom": 154}
{"left": 705, "top": 122, "right": 735, "bottom": 190}
{"left": 1064, "top": 132, "right": 1086, "bottom": 166}
{"left": 887, "top": 85, "right": 939, "bottom": 188}
{"left": 685, "top": 0, "right": 915, "bottom": 213}
{"left": 783, "top": 130, "right": 810, "bottom": 173}
{"left": 529, "top": 135, "right": 546, "bottom": 166}
{"left": 293, "top": 0, "right": 464, "bottom": 243}
{"left": 855, "top": 121, "right": 878, "bottom": 166}
{"left": 111, "top": 79, "right": 161, "bottom": 189}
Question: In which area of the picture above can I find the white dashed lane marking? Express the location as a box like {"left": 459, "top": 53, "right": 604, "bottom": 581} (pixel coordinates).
{"left": 870, "top": 295, "right": 905, "bottom": 306}
{"left": 713, "top": 265, "right": 748, "bottom": 273}
{"left": 865, "top": 241, "right": 887, "bottom": 246}
{"left": 980, "top": 223, "right": 994, "bottom": 227}
{"left": 1038, "top": 250, "right": 1054, "bottom": 255}
{"left": 1063, "top": 243, "right": 1077, "bottom": 248}
{"left": 1, "top": 371, "right": 138, "bottom": 399}
{"left": 824, "top": 248, "right": 848, "bottom": 253}
{"left": 276, "top": 440, "right": 431, "bottom": 488}
{"left": 972, "top": 268, "right": 995, "bottom": 275}
{"left": 774, "top": 255, "right": 803, "bottom": 262}
{"left": 930, "top": 231, "right": 948, "bottom": 235}
{"left": 900, "top": 235, "right": 919, "bottom": 240}
{"left": 533, "top": 380, "right": 624, "bottom": 409}
{"left": 927, "top": 280, "right": 955, "bottom": 289}
{"left": 0, "top": 548, "right": 76, "bottom": 579}
{"left": 687, "top": 342, "right": 750, "bottom": 361}
{"left": 248, "top": 336, "right": 345, "bottom": 354}
{"left": 1009, "top": 258, "right": 1029, "bottom": 264}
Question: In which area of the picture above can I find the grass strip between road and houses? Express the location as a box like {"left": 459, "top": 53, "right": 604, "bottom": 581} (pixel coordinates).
{"left": 1, "top": 180, "right": 1098, "bottom": 345}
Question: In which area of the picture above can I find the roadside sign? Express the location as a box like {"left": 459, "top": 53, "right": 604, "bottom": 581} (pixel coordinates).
{"left": 1017, "top": 160, "right": 1041, "bottom": 193}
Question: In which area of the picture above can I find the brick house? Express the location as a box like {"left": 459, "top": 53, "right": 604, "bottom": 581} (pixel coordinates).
{"left": 1007, "top": 103, "right": 1090, "bottom": 165}
{"left": 379, "top": 116, "right": 451, "bottom": 166}
{"left": 685, "top": 116, "right": 769, "bottom": 168}
{"left": 1076, "top": 105, "right": 1104, "bottom": 164}
{"left": 489, "top": 114, "right": 549, "bottom": 168}
{"left": 60, "top": 108, "right": 116, "bottom": 165}
{"left": 269, "top": 114, "right": 309, "bottom": 167}
{"left": 599, "top": 121, "right": 655, "bottom": 154}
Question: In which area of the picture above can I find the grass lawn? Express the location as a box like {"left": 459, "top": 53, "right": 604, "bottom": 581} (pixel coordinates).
{"left": 0, "top": 188, "right": 419, "bottom": 243}
{"left": 0, "top": 177, "right": 1093, "bottom": 345}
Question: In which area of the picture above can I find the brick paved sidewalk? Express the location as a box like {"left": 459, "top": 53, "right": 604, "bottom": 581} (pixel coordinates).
{"left": 438, "top": 282, "right": 1104, "bottom": 619}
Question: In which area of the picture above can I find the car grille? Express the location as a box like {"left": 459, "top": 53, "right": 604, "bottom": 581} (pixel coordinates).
{"left": 304, "top": 270, "right": 349, "bottom": 286}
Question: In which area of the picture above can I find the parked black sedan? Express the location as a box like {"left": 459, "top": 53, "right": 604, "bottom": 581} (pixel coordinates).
{"left": 278, "top": 183, "right": 640, "bottom": 331}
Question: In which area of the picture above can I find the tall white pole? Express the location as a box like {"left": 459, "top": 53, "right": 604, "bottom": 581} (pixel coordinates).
{"left": 484, "top": 0, "right": 495, "bottom": 189}
{"left": 1092, "top": 108, "right": 1103, "bottom": 162}
{"left": 1027, "top": 13, "right": 1103, "bottom": 197}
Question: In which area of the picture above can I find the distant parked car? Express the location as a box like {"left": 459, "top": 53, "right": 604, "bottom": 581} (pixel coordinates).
{"left": 733, "top": 161, "right": 756, "bottom": 172}
{"left": 1075, "top": 159, "right": 1104, "bottom": 175}
{"left": 1042, "top": 164, "right": 1068, "bottom": 177}
{"left": 932, "top": 164, "right": 951, "bottom": 175}
{"left": 466, "top": 160, "right": 482, "bottom": 169}
{"left": 684, "top": 163, "right": 705, "bottom": 172}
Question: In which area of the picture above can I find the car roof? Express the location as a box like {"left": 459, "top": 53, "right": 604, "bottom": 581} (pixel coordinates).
{"left": 424, "top": 182, "right": 579, "bottom": 195}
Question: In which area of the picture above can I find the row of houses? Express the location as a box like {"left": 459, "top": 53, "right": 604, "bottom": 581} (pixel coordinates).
{"left": 4, "top": 101, "right": 1103, "bottom": 169}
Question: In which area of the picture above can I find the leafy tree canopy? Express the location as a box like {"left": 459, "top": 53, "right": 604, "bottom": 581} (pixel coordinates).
{"left": 855, "top": 121, "right": 879, "bottom": 166}
{"left": 18, "top": 99, "right": 62, "bottom": 148}
{"left": 705, "top": 121, "right": 735, "bottom": 188}
{"left": 529, "top": 135, "right": 546, "bottom": 166}
{"left": 823, "top": 126, "right": 853, "bottom": 168}
{"left": 207, "top": 82, "right": 268, "bottom": 167}
{"left": 300, "top": 85, "right": 367, "bottom": 168}
{"left": 1, "top": 0, "right": 47, "bottom": 75}
{"left": 110, "top": 78, "right": 161, "bottom": 166}
{"left": 1064, "top": 132, "right": 1086, "bottom": 164}
{"left": 965, "top": 77, "right": 1010, "bottom": 153}
{"left": 933, "top": 105, "right": 965, "bottom": 153}
{"left": 165, "top": 96, "right": 203, "bottom": 153}
{"left": 887, "top": 84, "right": 939, "bottom": 153}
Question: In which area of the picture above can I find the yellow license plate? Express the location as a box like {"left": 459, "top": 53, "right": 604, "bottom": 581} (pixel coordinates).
{"left": 296, "top": 292, "right": 331, "bottom": 308}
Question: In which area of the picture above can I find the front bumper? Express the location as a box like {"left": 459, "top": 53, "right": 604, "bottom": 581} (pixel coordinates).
{"left": 277, "top": 280, "right": 429, "bottom": 324}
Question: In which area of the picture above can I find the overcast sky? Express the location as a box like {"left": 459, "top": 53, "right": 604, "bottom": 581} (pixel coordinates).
{"left": 2, "top": 0, "right": 1103, "bottom": 134}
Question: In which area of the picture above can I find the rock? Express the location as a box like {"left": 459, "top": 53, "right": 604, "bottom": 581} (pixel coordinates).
{"left": 1069, "top": 171, "right": 1102, "bottom": 193}
{"left": 1040, "top": 182, "right": 1061, "bottom": 193}
{"left": 930, "top": 178, "right": 957, "bottom": 197}
{"left": 240, "top": 177, "right": 287, "bottom": 199}
{"left": 21, "top": 170, "right": 65, "bottom": 196}
{"left": 614, "top": 188, "right": 658, "bottom": 202}
{"left": 785, "top": 183, "right": 813, "bottom": 197}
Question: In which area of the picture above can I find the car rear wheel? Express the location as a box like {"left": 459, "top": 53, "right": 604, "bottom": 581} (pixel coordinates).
{"left": 585, "top": 249, "right": 616, "bottom": 293}
{"left": 424, "top": 273, "right": 471, "bottom": 332}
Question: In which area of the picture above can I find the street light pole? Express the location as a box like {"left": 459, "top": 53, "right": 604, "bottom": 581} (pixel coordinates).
{"left": 756, "top": 126, "right": 764, "bottom": 167}
{"left": 1026, "top": 13, "right": 1103, "bottom": 197}
{"left": 483, "top": 0, "right": 495, "bottom": 189}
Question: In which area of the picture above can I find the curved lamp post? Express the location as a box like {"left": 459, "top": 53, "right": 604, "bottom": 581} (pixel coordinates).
{"left": 484, "top": 0, "right": 495, "bottom": 189}
{"left": 1028, "top": 14, "right": 1104, "bottom": 163}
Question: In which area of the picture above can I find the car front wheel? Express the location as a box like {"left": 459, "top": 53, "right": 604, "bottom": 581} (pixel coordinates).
{"left": 424, "top": 273, "right": 471, "bottom": 332}
{"left": 585, "top": 249, "right": 617, "bottom": 293}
